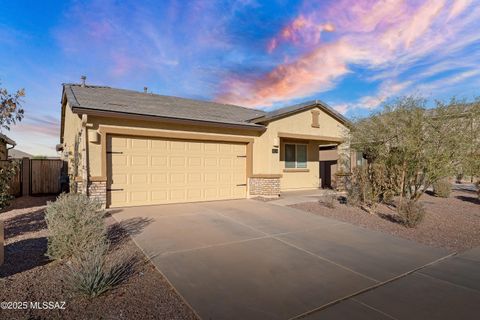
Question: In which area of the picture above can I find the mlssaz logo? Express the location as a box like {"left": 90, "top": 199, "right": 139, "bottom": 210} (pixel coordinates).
{"left": 30, "top": 301, "right": 66, "bottom": 310}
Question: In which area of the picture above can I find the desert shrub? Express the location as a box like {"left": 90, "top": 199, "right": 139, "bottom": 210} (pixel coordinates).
{"left": 45, "top": 193, "right": 106, "bottom": 260}
{"left": 320, "top": 192, "right": 337, "bottom": 209}
{"left": 0, "top": 161, "right": 19, "bottom": 210}
{"left": 397, "top": 200, "right": 426, "bottom": 228}
{"left": 432, "top": 179, "right": 451, "bottom": 198}
{"left": 346, "top": 165, "right": 393, "bottom": 211}
{"left": 65, "top": 243, "right": 136, "bottom": 298}
{"left": 455, "top": 173, "right": 464, "bottom": 183}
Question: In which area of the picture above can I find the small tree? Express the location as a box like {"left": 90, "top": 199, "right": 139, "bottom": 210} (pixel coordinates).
{"left": 350, "top": 96, "right": 475, "bottom": 207}
{"left": 1, "top": 85, "right": 24, "bottom": 131}
{"left": 0, "top": 84, "right": 24, "bottom": 209}
{"left": 457, "top": 98, "right": 480, "bottom": 183}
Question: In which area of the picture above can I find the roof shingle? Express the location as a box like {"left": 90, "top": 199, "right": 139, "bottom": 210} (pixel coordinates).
{"left": 64, "top": 84, "right": 266, "bottom": 127}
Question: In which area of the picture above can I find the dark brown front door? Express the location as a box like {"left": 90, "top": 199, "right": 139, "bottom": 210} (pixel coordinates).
{"left": 320, "top": 160, "right": 336, "bottom": 189}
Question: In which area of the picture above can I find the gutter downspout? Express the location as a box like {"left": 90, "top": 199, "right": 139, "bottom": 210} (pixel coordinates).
{"left": 81, "top": 114, "right": 88, "bottom": 195}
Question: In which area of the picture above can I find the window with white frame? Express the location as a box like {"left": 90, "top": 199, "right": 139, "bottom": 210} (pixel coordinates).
{"left": 285, "top": 143, "right": 307, "bottom": 168}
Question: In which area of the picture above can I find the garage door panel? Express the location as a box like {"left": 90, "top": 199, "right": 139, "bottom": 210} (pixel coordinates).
{"left": 131, "top": 191, "right": 148, "bottom": 201}
{"left": 111, "top": 154, "right": 127, "bottom": 166}
{"left": 108, "top": 135, "right": 246, "bottom": 207}
{"left": 151, "top": 140, "right": 168, "bottom": 150}
{"left": 219, "top": 173, "right": 232, "bottom": 183}
{"left": 152, "top": 173, "right": 167, "bottom": 184}
{"left": 187, "top": 188, "right": 203, "bottom": 200}
{"left": 151, "top": 190, "right": 168, "bottom": 201}
{"left": 170, "top": 157, "right": 186, "bottom": 167}
{"left": 110, "top": 190, "right": 127, "bottom": 203}
{"left": 131, "top": 174, "right": 148, "bottom": 184}
{"left": 188, "top": 173, "right": 202, "bottom": 183}
{"left": 204, "top": 188, "right": 218, "bottom": 198}
{"left": 188, "top": 143, "right": 202, "bottom": 152}
{"left": 131, "top": 137, "right": 149, "bottom": 149}
{"left": 234, "top": 186, "right": 247, "bottom": 197}
{"left": 219, "top": 188, "right": 233, "bottom": 197}
{"left": 204, "top": 158, "right": 218, "bottom": 167}
{"left": 188, "top": 157, "right": 202, "bottom": 167}
{"left": 152, "top": 156, "right": 167, "bottom": 166}
{"left": 170, "top": 189, "right": 186, "bottom": 200}
{"left": 131, "top": 156, "right": 148, "bottom": 166}
{"left": 111, "top": 137, "right": 128, "bottom": 148}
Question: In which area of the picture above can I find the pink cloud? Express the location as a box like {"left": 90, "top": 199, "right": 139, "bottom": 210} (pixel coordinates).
{"left": 217, "top": 0, "right": 479, "bottom": 108}
{"left": 268, "top": 14, "right": 335, "bottom": 52}
{"left": 219, "top": 40, "right": 365, "bottom": 107}
{"left": 448, "top": 0, "right": 472, "bottom": 20}
{"left": 11, "top": 115, "right": 60, "bottom": 138}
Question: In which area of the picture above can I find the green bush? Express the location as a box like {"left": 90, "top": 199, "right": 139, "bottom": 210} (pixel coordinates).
{"left": 397, "top": 200, "right": 426, "bottom": 228}
{"left": 65, "top": 243, "right": 136, "bottom": 298}
{"left": 432, "top": 179, "right": 451, "bottom": 198}
{"left": 45, "top": 193, "right": 106, "bottom": 260}
{"left": 0, "top": 161, "right": 19, "bottom": 210}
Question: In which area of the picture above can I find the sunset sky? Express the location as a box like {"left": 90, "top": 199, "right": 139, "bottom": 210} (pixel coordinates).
{"left": 1, "top": 0, "right": 480, "bottom": 156}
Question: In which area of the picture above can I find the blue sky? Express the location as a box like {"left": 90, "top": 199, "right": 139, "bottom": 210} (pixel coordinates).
{"left": 1, "top": 0, "right": 480, "bottom": 156}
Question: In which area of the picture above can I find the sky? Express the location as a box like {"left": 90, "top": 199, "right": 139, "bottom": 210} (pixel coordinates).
{"left": 1, "top": 0, "right": 480, "bottom": 156}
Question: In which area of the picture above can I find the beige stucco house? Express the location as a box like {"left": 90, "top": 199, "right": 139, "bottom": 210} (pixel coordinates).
{"left": 59, "top": 83, "right": 351, "bottom": 208}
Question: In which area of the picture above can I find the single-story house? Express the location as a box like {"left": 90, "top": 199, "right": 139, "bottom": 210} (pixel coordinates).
{"left": 59, "top": 82, "right": 352, "bottom": 208}
{"left": 0, "top": 133, "right": 16, "bottom": 161}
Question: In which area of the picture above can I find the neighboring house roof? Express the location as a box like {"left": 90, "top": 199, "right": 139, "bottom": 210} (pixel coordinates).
{"left": 249, "top": 100, "right": 350, "bottom": 126}
{"left": 0, "top": 133, "right": 16, "bottom": 146}
{"left": 61, "top": 83, "right": 350, "bottom": 131}
{"left": 8, "top": 149, "right": 32, "bottom": 159}
{"left": 63, "top": 84, "right": 266, "bottom": 129}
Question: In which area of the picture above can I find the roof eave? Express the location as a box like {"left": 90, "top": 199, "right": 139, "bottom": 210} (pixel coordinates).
{"left": 71, "top": 107, "right": 267, "bottom": 132}
{"left": 0, "top": 135, "right": 16, "bottom": 147}
{"left": 252, "top": 100, "right": 351, "bottom": 127}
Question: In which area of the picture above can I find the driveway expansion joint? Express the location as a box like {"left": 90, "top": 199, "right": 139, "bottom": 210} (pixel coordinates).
{"left": 217, "top": 211, "right": 380, "bottom": 282}
{"left": 287, "top": 252, "right": 458, "bottom": 320}
{"left": 416, "top": 270, "right": 480, "bottom": 293}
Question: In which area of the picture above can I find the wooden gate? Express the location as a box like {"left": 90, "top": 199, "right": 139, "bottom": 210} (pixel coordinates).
{"left": 30, "top": 159, "right": 64, "bottom": 195}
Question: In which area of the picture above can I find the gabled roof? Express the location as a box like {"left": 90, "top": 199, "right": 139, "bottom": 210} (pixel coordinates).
{"left": 249, "top": 100, "right": 350, "bottom": 126}
{"left": 0, "top": 133, "right": 16, "bottom": 146}
{"left": 8, "top": 149, "right": 32, "bottom": 158}
{"left": 62, "top": 84, "right": 266, "bottom": 130}
{"left": 61, "top": 83, "right": 351, "bottom": 133}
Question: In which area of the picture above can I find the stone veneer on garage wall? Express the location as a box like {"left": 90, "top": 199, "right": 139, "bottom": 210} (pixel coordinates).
{"left": 76, "top": 180, "right": 107, "bottom": 208}
{"left": 249, "top": 176, "right": 281, "bottom": 197}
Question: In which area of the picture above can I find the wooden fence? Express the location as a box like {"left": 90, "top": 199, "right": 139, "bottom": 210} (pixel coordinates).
{"left": 1, "top": 158, "right": 66, "bottom": 196}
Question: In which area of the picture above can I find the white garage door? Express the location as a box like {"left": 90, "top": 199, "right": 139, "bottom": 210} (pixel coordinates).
{"left": 107, "top": 135, "right": 247, "bottom": 207}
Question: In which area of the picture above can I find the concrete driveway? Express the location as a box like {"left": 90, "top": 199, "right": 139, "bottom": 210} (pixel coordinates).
{"left": 111, "top": 199, "right": 477, "bottom": 320}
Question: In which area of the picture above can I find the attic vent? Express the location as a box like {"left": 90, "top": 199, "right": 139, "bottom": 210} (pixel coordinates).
{"left": 80, "top": 75, "right": 86, "bottom": 87}
{"left": 311, "top": 110, "right": 320, "bottom": 128}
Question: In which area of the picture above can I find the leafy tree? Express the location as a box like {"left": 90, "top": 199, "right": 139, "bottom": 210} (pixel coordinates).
{"left": 350, "top": 96, "right": 476, "bottom": 206}
{"left": 456, "top": 98, "right": 480, "bottom": 183}
{"left": 1, "top": 85, "right": 24, "bottom": 131}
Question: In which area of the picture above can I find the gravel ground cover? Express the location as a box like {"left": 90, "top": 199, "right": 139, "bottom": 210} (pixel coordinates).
{"left": 291, "top": 190, "right": 480, "bottom": 252}
{"left": 0, "top": 196, "right": 198, "bottom": 320}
